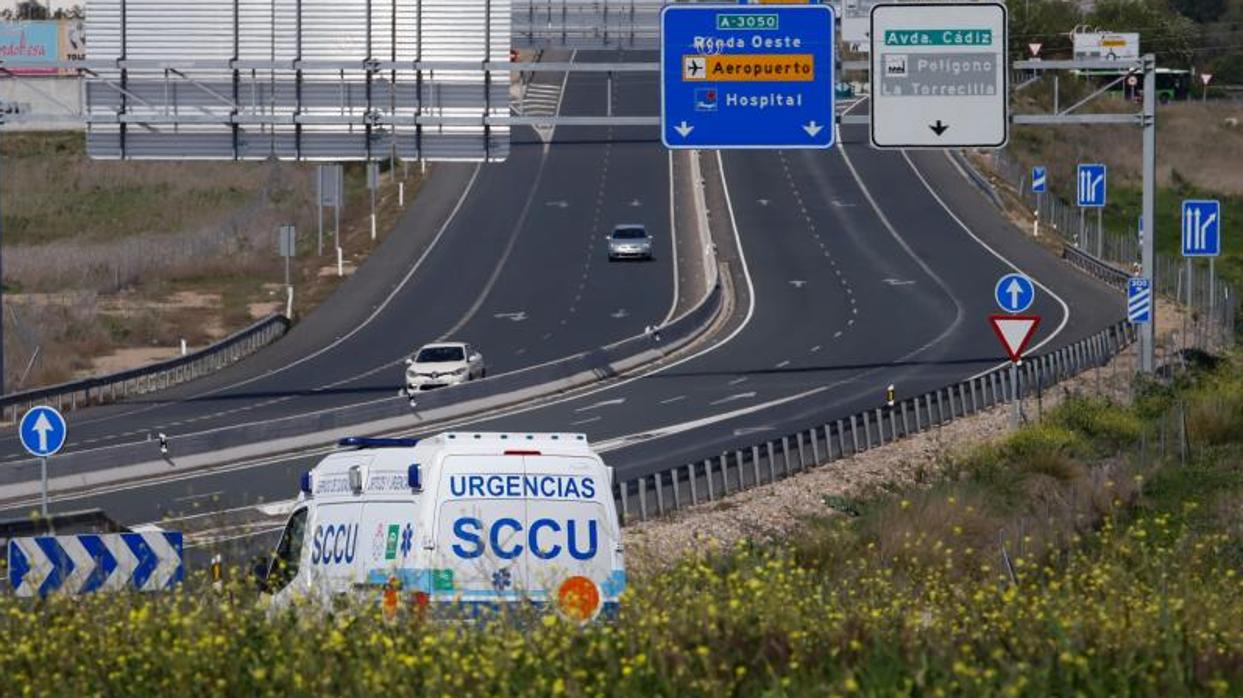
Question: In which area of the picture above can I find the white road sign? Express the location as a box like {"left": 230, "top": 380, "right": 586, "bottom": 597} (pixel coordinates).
{"left": 869, "top": 2, "right": 1008, "bottom": 149}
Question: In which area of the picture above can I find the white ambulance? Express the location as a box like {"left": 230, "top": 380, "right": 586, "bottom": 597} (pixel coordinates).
{"left": 259, "top": 432, "right": 625, "bottom": 621}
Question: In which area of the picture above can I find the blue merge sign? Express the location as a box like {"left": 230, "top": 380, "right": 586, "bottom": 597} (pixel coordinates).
{"left": 18, "top": 405, "right": 67, "bottom": 458}
{"left": 661, "top": 5, "right": 835, "bottom": 149}
{"left": 1031, "top": 166, "right": 1046, "bottom": 193}
{"left": 995, "top": 272, "right": 1035, "bottom": 314}
{"left": 1181, "top": 199, "right": 1221, "bottom": 257}
{"left": 1127, "top": 277, "right": 1152, "bottom": 324}
{"left": 1077, "top": 163, "right": 1106, "bottom": 208}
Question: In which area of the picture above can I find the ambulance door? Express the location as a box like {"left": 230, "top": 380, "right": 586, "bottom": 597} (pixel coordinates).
{"left": 432, "top": 454, "right": 529, "bottom": 601}
{"left": 522, "top": 456, "right": 615, "bottom": 612}
{"left": 305, "top": 502, "right": 365, "bottom": 589}
{"left": 357, "top": 500, "right": 420, "bottom": 587}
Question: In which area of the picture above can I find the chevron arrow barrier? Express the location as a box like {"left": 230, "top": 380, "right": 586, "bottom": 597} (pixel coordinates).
{"left": 7, "top": 532, "right": 183, "bottom": 597}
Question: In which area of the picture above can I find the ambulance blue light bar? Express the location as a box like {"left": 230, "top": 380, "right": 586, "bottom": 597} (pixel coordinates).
{"left": 407, "top": 464, "right": 422, "bottom": 491}
{"left": 299, "top": 471, "right": 313, "bottom": 495}
{"left": 338, "top": 437, "right": 420, "bottom": 449}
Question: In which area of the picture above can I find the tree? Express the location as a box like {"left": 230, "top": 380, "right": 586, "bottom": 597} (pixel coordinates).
{"left": 13, "top": 1, "right": 50, "bottom": 20}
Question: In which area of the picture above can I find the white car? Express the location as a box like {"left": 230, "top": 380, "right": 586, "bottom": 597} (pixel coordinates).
{"left": 402, "top": 342, "right": 486, "bottom": 394}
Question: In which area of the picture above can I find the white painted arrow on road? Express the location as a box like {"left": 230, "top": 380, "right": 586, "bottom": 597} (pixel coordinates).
{"left": 674, "top": 121, "right": 694, "bottom": 138}
{"left": 574, "top": 398, "right": 627, "bottom": 413}
{"left": 710, "top": 391, "right": 756, "bottom": 406}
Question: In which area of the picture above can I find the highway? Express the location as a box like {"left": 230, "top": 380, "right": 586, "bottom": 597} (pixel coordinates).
{"left": 0, "top": 51, "right": 680, "bottom": 465}
{"left": 0, "top": 59, "right": 1124, "bottom": 563}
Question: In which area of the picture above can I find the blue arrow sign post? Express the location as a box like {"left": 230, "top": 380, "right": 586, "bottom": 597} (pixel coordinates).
{"left": 1181, "top": 199, "right": 1222, "bottom": 315}
{"left": 18, "top": 405, "right": 67, "bottom": 518}
{"left": 995, "top": 272, "right": 1036, "bottom": 314}
{"left": 661, "top": 5, "right": 835, "bottom": 149}
{"left": 1127, "top": 277, "right": 1152, "bottom": 325}
{"left": 1077, "top": 163, "right": 1106, "bottom": 256}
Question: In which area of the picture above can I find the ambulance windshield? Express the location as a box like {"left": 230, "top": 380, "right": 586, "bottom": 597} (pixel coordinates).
{"left": 268, "top": 507, "right": 308, "bottom": 592}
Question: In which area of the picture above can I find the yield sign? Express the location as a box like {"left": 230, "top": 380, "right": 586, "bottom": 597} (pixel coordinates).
{"left": 1028, "top": 43, "right": 1042, "bottom": 57}
{"left": 989, "top": 315, "right": 1041, "bottom": 363}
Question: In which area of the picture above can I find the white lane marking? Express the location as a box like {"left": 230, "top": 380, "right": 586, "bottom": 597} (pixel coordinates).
{"left": 13, "top": 143, "right": 763, "bottom": 512}
{"left": 611, "top": 308, "right": 629, "bottom": 319}
{"left": 573, "top": 398, "right": 627, "bottom": 413}
{"left": 661, "top": 149, "right": 681, "bottom": 327}
{"left": 256, "top": 500, "right": 298, "bottom": 517}
{"left": 902, "top": 150, "right": 1072, "bottom": 376}
{"left": 833, "top": 331, "right": 843, "bottom": 338}
{"left": 789, "top": 279, "right": 808, "bottom": 288}
{"left": 659, "top": 395, "right": 688, "bottom": 404}
{"left": 570, "top": 416, "right": 603, "bottom": 426}
{"left": 810, "top": 345, "right": 822, "bottom": 353}
{"left": 733, "top": 426, "right": 773, "bottom": 437}
{"left": 728, "top": 376, "right": 748, "bottom": 385}
{"left": 494, "top": 311, "right": 528, "bottom": 322}
{"left": 51, "top": 164, "right": 485, "bottom": 435}
{"left": 545, "top": 200, "right": 569, "bottom": 208}
{"left": 883, "top": 278, "right": 916, "bottom": 286}
{"left": 775, "top": 360, "right": 790, "bottom": 368}
{"left": 757, "top": 198, "right": 770, "bottom": 206}
{"left": 186, "top": 526, "right": 286, "bottom": 550}
{"left": 710, "top": 391, "right": 757, "bottom": 406}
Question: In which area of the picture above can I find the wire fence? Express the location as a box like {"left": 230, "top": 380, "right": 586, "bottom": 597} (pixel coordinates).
{"left": 989, "top": 150, "right": 1237, "bottom": 348}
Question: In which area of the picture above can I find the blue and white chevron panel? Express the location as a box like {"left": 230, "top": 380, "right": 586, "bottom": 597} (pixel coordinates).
{"left": 7, "top": 532, "right": 183, "bottom": 597}
{"left": 1127, "top": 277, "right": 1152, "bottom": 325}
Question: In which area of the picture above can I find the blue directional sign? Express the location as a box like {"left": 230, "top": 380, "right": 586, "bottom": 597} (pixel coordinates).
{"left": 1077, "top": 163, "right": 1107, "bottom": 208}
{"left": 1127, "top": 277, "right": 1152, "bottom": 324}
{"left": 18, "top": 405, "right": 67, "bottom": 458}
{"left": 995, "top": 273, "right": 1036, "bottom": 314}
{"left": 1181, "top": 199, "right": 1221, "bottom": 257}
{"left": 1032, "top": 166, "right": 1047, "bottom": 193}
{"left": 661, "top": 5, "right": 834, "bottom": 149}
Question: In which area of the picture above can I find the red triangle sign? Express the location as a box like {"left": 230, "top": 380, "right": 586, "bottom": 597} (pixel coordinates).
{"left": 989, "top": 315, "right": 1041, "bottom": 363}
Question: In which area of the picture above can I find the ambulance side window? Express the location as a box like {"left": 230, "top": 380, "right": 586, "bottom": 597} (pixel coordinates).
{"left": 269, "top": 507, "right": 309, "bottom": 592}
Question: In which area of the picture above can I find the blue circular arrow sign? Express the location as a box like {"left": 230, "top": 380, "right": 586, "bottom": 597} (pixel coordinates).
{"left": 18, "top": 405, "right": 67, "bottom": 458}
{"left": 994, "top": 273, "right": 1036, "bottom": 314}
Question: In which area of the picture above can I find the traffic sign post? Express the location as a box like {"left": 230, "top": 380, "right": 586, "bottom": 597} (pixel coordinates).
{"left": 869, "top": 2, "right": 1008, "bottom": 148}
{"left": 660, "top": 5, "right": 835, "bottom": 149}
{"left": 1182, "top": 199, "right": 1221, "bottom": 315}
{"left": 989, "top": 314, "right": 1041, "bottom": 428}
{"left": 1127, "top": 277, "right": 1152, "bottom": 325}
{"left": 995, "top": 272, "right": 1036, "bottom": 314}
{"left": 1077, "top": 163, "right": 1106, "bottom": 253}
{"left": 18, "top": 406, "right": 68, "bottom": 519}
{"left": 1031, "top": 166, "right": 1046, "bottom": 237}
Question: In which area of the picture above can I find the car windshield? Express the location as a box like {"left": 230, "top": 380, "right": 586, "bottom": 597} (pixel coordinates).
{"left": 612, "top": 227, "right": 647, "bottom": 240}
{"left": 416, "top": 346, "right": 465, "bottom": 363}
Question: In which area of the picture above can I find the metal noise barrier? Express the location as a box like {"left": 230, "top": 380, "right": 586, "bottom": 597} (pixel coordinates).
{"left": 0, "top": 314, "right": 291, "bottom": 422}
{"left": 614, "top": 320, "right": 1138, "bottom": 525}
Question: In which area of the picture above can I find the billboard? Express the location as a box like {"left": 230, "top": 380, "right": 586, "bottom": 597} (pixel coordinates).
{"left": 0, "top": 21, "right": 60, "bottom": 75}
{"left": 1072, "top": 32, "right": 1140, "bottom": 61}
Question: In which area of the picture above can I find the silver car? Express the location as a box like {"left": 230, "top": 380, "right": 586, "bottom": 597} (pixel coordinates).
{"left": 607, "top": 224, "right": 653, "bottom": 261}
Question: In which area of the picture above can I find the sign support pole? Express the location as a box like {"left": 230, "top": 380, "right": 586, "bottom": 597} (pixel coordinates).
{"left": 317, "top": 166, "right": 324, "bottom": 255}
{"left": 1078, "top": 208, "right": 1084, "bottom": 249}
{"left": 1139, "top": 54, "right": 1156, "bottom": 374}
{"left": 1210, "top": 257, "right": 1216, "bottom": 336}
{"left": 1096, "top": 207, "right": 1103, "bottom": 258}
{"left": 1011, "top": 362, "right": 1020, "bottom": 427}
{"left": 40, "top": 457, "right": 48, "bottom": 519}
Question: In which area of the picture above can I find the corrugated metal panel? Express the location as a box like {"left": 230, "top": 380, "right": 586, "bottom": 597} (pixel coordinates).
{"left": 85, "top": 0, "right": 509, "bottom": 161}
{"left": 512, "top": 0, "right": 663, "bottom": 49}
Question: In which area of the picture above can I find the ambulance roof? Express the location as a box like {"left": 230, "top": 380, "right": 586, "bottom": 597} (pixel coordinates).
{"left": 311, "top": 432, "right": 595, "bottom": 476}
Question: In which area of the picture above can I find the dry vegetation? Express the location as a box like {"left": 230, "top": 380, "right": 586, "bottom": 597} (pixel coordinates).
{"left": 1, "top": 132, "right": 420, "bottom": 389}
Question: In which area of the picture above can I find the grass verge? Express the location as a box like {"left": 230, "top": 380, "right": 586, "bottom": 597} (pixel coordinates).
{"left": 2, "top": 354, "right": 1243, "bottom": 695}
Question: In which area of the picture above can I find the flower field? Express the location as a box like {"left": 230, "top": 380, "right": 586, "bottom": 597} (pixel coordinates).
{"left": 3, "top": 358, "right": 1243, "bottom": 697}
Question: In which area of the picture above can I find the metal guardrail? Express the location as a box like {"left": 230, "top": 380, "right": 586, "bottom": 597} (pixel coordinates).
{"left": 1062, "top": 245, "right": 1131, "bottom": 288}
{"left": 614, "top": 319, "right": 1138, "bottom": 525}
{"left": 0, "top": 314, "right": 291, "bottom": 423}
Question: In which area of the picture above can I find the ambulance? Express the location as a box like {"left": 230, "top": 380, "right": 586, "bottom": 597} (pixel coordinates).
{"left": 257, "top": 432, "right": 625, "bottom": 622}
